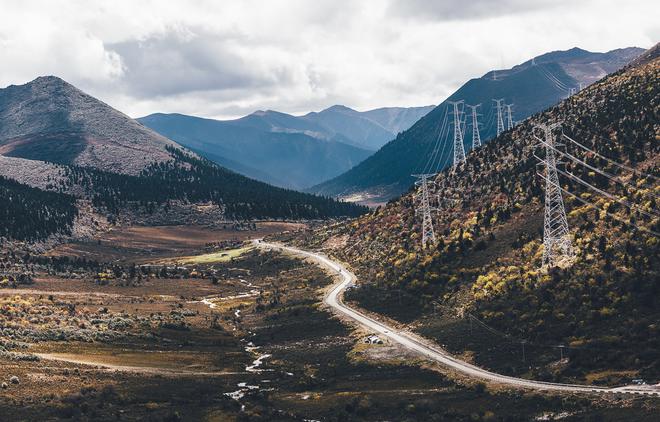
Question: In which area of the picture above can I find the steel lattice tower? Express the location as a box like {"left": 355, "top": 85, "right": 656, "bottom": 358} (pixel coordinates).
{"left": 537, "top": 123, "right": 573, "bottom": 268}
{"left": 412, "top": 173, "right": 437, "bottom": 248}
{"left": 466, "top": 103, "right": 482, "bottom": 149}
{"left": 448, "top": 101, "right": 466, "bottom": 166}
{"left": 505, "top": 104, "right": 514, "bottom": 130}
{"left": 493, "top": 99, "right": 505, "bottom": 137}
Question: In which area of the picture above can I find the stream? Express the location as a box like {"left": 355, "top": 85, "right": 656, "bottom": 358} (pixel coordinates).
{"left": 224, "top": 341, "right": 275, "bottom": 410}
{"left": 195, "top": 279, "right": 280, "bottom": 409}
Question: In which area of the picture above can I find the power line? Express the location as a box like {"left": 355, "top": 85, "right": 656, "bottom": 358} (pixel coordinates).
{"left": 534, "top": 135, "right": 660, "bottom": 201}
{"left": 562, "top": 132, "right": 660, "bottom": 182}
{"left": 460, "top": 106, "right": 468, "bottom": 143}
{"left": 555, "top": 166, "right": 660, "bottom": 220}
{"left": 536, "top": 172, "right": 660, "bottom": 237}
{"left": 536, "top": 64, "right": 571, "bottom": 92}
{"left": 418, "top": 107, "right": 447, "bottom": 174}
{"left": 564, "top": 123, "right": 660, "bottom": 162}
{"left": 418, "top": 106, "right": 449, "bottom": 175}
{"left": 425, "top": 109, "right": 450, "bottom": 174}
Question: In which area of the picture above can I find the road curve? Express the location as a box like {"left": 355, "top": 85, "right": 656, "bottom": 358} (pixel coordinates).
{"left": 255, "top": 240, "right": 659, "bottom": 397}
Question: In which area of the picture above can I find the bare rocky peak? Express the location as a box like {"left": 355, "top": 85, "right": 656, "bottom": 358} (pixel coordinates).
{"left": 488, "top": 47, "right": 645, "bottom": 85}
{"left": 0, "top": 76, "right": 183, "bottom": 175}
{"left": 629, "top": 42, "right": 660, "bottom": 68}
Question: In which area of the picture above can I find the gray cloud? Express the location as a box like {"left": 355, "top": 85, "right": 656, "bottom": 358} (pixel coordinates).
{"left": 387, "top": 0, "right": 565, "bottom": 22}
{"left": 109, "top": 29, "right": 297, "bottom": 98}
{"left": 1, "top": 0, "right": 655, "bottom": 120}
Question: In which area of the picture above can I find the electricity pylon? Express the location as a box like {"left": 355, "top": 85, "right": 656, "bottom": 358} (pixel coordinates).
{"left": 448, "top": 100, "right": 466, "bottom": 166}
{"left": 412, "top": 173, "right": 437, "bottom": 248}
{"left": 568, "top": 87, "right": 576, "bottom": 97}
{"left": 536, "top": 122, "right": 574, "bottom": 268}
{"left": 493, "top": 99, "right": 505, "bottom": 137}
{"left": 466, "top": 103, "right": 482, "bottom": 149}
{"left": 505, "top": 104, "right": 514, "bottom": 130}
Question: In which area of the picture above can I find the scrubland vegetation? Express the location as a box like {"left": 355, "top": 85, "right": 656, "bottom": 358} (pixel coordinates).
{"left": 281, "top": 57, "right": 659, "bottom": 385}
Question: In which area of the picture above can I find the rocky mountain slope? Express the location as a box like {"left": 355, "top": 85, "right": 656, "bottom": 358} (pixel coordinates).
{"left": 0, "top": 78, "right": 369, "bottom": 240}
{"left": 0, "top": 76, "right": 180, "bottom": 175}
{"left": 139, "top": 104, "right": 433, "bottom": 190}
{"left": 284, "top": 47, "right": 659, "bottom": 385}
{"left": 309, "top": 47, "right": 644, "bottom": 203}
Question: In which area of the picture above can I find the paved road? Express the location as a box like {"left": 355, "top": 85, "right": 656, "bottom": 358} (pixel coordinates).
{"left": 256, "top": 240, "right": 659, "bottom": 397}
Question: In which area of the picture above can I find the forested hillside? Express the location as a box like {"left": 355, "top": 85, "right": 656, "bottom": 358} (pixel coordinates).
{"left": 57, "top": 147, "right": 367, "bottom": 220}
{"left": 0, "top": 176, "right": 78, "bottom": 240}
{"left": 285, "top": 50, "right": 659, "bottom": 385}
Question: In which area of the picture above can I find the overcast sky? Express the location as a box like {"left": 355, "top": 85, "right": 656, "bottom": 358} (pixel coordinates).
{"left": 1, "top": 0, "right": 657, "bottom": 119}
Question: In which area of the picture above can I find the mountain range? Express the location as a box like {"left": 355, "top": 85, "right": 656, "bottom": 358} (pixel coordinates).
{"left": 308, "top": 46, "right": 644, "bottom": 204}
{"left": 0, "top": 76, "right": 367, "bottom": 240}
{"left": 139, "top": 104, "right": 433, "bottom": 190}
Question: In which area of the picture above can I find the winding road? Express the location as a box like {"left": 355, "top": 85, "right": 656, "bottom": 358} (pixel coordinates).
{"left": 255, "top": 240, "right": 659, "bottom": 397}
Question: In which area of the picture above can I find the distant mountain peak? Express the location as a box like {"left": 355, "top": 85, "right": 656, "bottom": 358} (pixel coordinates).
{"left": 323, "top": 104, "right": 357, "bottom": 113}
{"left": 1, "top": 75, "right": 74, "bottom": 93}
{"left": 0, "top": 75, "right": 179, "bottom": 175}
{"left": 29, "top": 75, "right": 68, "bottom": 85}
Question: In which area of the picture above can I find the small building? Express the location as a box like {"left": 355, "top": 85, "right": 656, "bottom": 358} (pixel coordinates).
{"left": 364, "top": 335, "right": 383, "bottom": 345}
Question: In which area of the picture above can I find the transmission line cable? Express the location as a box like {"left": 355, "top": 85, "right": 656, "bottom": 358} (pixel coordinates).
{"left": 553, "top": 166, "right": 660, "bottom": 220}
{"left": 415, "top": 106, "right": 449, "bottom": 174}
{"left": 534, "top": 135, "right": 660, "bottom": 201}
{"left": 562, "top": 132, "right": 660, "bottom": 182}
{"left": 564, "top": 123, "right": 660, "bottom": 158}
{"left": 537, "top": 173, "right": 660, "bottom": 237}
{"left": 424, "top": 108, "right": 451, "bottom": 174}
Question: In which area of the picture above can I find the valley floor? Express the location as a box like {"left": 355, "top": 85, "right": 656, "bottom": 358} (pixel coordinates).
{"left": 0, "top": 224, "right": 657, "bottom": 421}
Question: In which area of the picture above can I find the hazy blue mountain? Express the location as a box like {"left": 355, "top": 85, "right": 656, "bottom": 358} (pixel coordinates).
{"left": 302, "top": 104, "right": 434, "bottom": 151}
{"left": 139, "top": 104, "right": 434, "bottom": 190}
{"left": 138, "top": 112, "right": 373, "bottom": 190}
{"left": 361, "top": 106, "right": 437, "bottom": 135}
{"left": 308, "top": 46, "right": 644, "bottom": 204}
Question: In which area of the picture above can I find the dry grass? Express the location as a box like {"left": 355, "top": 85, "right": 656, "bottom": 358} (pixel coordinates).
{"left": 164, "top": 246, "right": 254, "bottom": 265}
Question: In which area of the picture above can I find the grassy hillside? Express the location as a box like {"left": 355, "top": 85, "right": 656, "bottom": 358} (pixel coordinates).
{"left": 284, "top": 54, "right": 659, "bottom": 385}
